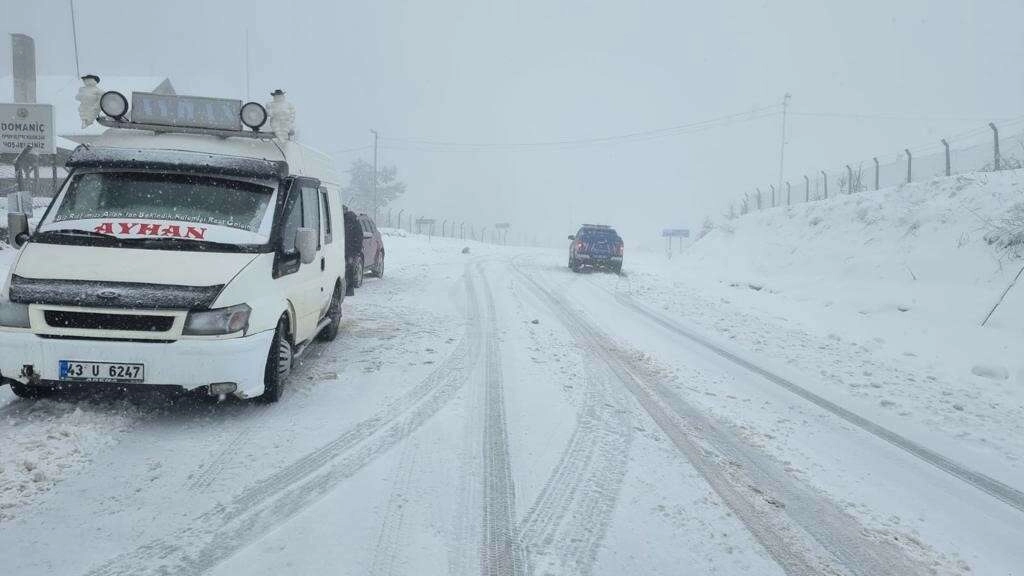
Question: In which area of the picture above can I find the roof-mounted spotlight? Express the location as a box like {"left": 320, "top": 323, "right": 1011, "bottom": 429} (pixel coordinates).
{"left": 240, "top": 101, "right": 267, "bottom": 131}
{"left": 99, "top": 90, "right": 129, "bottom": 120}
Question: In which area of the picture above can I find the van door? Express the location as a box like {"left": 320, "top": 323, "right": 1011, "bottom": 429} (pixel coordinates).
{"left": 275, "top": 178, "right": 323, "bottom": 343}
{"left": 317, "top": 187, "right": 336, "bottom": 316}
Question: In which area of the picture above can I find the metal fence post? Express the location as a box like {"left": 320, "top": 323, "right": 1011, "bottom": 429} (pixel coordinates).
{"left": 873, "top": 157, "right": 879, "bottom": 190}
{"left": 786, "top": 181, "right": 791, "bottom": 206}
{"left": 804, "top": 174, "right": 810, "bottom": 202}
{"left": 387, "top": 208, "right": 392, "bottom": 227}
{"left": 770, "top": 184, "right": 776, "bottom": 207}
{"left": 397, "top": 209, "right": 404, "bottom": 230}
{"left": 846, "top": 164, "right": 853, "bottom": 194}
{"left": 941, "top": 139, "right": 950, "bottom": 176}
{"left": 756, "top": 188, "right": 762, "bottom": 210}
{"left": 442, "top": 219, "right": 447, "bottom": 237}
{"left": 905, "top": 149, "right": 912, "bottom": 183}
{"left": 990, "top": 122, "right": 1000, "bottom": 171}
{"left": 821, "top": 170, "right": 828, "bottom": 199}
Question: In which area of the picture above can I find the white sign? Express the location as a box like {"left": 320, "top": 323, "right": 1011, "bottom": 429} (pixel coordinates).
{"left": 661, "top": 228, "right": 690, "bottom": 238}
{"left": 0, "top": 103, "right": 55, "bottom": 154}
{"left": 131, "top": 92, "right": 241, "bottom": 131}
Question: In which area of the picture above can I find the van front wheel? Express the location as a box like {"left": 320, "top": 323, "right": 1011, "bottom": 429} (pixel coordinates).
{"left": 259, "top": 318, "right": 292, "bottom": 403}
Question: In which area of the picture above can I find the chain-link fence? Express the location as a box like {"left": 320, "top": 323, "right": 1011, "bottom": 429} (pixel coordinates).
{"left": 733, "top": 119, "right": 1024, "bottom": 215}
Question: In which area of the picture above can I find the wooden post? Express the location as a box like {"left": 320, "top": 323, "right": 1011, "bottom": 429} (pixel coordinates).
{"left": 990, "top": 123, "right": 1000, "bottom": 171}
{"left": 941, "top": 139, "right": 950, "bottom": 176}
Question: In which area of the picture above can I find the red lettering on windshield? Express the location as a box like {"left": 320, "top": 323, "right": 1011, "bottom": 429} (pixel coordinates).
{"left": 94, "top": 222, "right": 114, "bottom": 234}
{"left": 137, "top": 223, "right": 161, "bottom": 235}
{"left": 118, "top": 222, "right": 136, "bottom": 235}
{"left": 160, "top": 225, "right": 182, "bottom": 237}
{"left": 185, "top": 226, "right": 206, "bottom": 240}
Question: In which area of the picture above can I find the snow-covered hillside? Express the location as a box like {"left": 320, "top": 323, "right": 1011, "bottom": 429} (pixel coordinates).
{"left": 607, "top": 170, "right": 1024, "bottom": 488}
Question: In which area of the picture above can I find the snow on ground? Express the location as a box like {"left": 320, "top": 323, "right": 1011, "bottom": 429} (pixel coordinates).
{"left": 600, "top": 170, "right": 1024, "bottom": 487}
{"left": 2, "top": 179, "right": 1024, "bottom": 575}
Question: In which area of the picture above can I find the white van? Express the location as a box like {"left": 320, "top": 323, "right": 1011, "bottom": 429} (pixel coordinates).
{"left": 0, "top": 90, "right": 346, "bottom": 402}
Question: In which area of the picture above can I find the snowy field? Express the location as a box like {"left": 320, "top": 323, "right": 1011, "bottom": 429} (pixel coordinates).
{"left": 1, "top": 172, "right": 1023, "bottom": 575}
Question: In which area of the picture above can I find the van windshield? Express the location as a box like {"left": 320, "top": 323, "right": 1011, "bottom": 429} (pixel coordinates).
{"left": 51, "top": 171, "right": 275, "bottom": 234}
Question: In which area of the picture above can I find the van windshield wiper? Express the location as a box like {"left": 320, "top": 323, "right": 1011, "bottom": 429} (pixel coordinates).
{"left": 117, "top": 236, "right": 254, "bottom": 252}
{"left": 35, "top": 228, "right": 119, "bottom": 241}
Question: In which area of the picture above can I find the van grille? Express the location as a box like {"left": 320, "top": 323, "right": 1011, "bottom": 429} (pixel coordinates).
{"left": 44, "top": 310, "right": 174, "bottom": 332}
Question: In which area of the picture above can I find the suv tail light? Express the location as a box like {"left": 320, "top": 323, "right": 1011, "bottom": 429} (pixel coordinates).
{"left": 576, "top": 241, "right": 586, "bottom": 251}
{"left": 616, "top": 244, "right": 624, "bottom": 256}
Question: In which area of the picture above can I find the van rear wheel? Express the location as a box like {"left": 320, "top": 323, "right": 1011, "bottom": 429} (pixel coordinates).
{"left": 318, "top": 285, "right": 343, "bottom": 342}
{"left": 259, "top": 318, "right": 292, "bottom": 403}
{"left": 353, "top": 255, "right": 365, "bottom": 288}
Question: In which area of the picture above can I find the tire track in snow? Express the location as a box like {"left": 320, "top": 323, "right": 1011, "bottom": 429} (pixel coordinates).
{"left": 368, "top": 437, "right": 420, "bottom": 576}
{"left": 511, "top": 276, "right": 633, "bottom": 576}
{"left": 612, "top": 291, "right": 1024, "bottom": 517}
{"left": 515, "top": 262, "right": 934, "bottom": 576}
{"left": 476, "top": 264, "right": 525, "bottom": 576}
{"left": 84, "top": 272, "right": 485, "bottom": 576}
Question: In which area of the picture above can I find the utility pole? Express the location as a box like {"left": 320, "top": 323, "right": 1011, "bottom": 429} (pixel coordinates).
{"left": 777, "top": 93, "right": 791, "bottom": 197}
{"left": 69, "top": 0, "right": 81, "bottom": 77}
{"left": 370, "top": 129, "right": 379, "bottom": 221}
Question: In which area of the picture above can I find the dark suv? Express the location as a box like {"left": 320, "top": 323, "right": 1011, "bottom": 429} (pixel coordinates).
{"left": 568, "top": 224, "right": 623, "bottom": 274}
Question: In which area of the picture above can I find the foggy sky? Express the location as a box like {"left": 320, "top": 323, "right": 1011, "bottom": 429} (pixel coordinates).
{"left": 4, "top": 0, "right": 1023, "bottom": 248}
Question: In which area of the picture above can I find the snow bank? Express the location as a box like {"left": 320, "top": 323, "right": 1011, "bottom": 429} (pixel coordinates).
{"left": 684, "top": 171, "right": 1024, "bottom": 368}
{"left": 0, "top": 400, "right": 138, "bottom": 522}
{"left": 615, "top": 170, "right": 1024, "bottom": 479}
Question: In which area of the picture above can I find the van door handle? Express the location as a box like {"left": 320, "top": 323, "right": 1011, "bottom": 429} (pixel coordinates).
{"left": 320, "top": 256, "right": 325, "bottom": 271}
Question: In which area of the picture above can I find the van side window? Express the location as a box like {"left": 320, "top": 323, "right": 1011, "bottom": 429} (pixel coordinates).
{"left": 300, "top": 186, "right": 321, "bottom": 249}
{"left": 320, "top": 188, "right": 333, "bottom": 244}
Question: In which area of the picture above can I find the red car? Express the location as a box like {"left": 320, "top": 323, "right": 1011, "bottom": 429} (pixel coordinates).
{"left": 354, "top": 213, "right": 385, "bottom": 284}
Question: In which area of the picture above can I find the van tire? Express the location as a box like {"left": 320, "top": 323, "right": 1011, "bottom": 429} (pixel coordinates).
{"left": 318, "top": 285, "right": 343, "bottom": 342}
{"left": 353, "top": 255, "right": 365, "bottom": 288}
{"left": 259, "top": 318, "right": 292, "bottom": 403}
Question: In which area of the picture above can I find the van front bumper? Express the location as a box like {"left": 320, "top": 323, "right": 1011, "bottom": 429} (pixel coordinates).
{"left": 0, "top": 329, "right": 274, "bottom": 399}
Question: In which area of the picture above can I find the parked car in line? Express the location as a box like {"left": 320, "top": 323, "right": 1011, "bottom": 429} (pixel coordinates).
{"left": 568, "top": 224, "right": 623, "bottom": 274}
{"left": 356, "top": 213, "right": 384, "bottom": 281}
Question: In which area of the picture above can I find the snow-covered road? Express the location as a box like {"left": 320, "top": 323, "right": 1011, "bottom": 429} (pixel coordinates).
{"left": 2, "top": 235, "right": 1022, "bottom": 575}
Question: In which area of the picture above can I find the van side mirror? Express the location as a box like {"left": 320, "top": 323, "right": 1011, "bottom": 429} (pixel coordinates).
{"left": 295, "top": 227, "right": 317, "bottom": 264}
{"left": 8, "top": 212, "right": 30, "bottom": 248}
{"left": 567, "top": 235, "right": 575, "bottom": 241}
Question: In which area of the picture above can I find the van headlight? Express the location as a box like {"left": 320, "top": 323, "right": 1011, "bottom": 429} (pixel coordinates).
{"left": 183, "top": 304, "right": 251, "bottom": 336}
{"left": 0, "top": 300, "right": 30, "bottom": 328}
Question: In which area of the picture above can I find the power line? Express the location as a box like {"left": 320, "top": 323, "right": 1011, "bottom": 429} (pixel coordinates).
{"left": 329, "top": 145, "right": 373, "bottom": 155}
{"left": 790, "top": 110, "right": 1020, "bottom": 123}
{"left": 381, "top": 104, "right": 782, "bottom": 152}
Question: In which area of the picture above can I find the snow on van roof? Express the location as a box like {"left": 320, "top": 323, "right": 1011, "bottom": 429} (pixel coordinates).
{"left": 71, "top": 129, "right": 341, "bottom": 187}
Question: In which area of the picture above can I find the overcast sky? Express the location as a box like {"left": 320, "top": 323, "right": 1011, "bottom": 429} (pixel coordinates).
{"left": 4, "top": 0, "right": 1023, "bottom": 247}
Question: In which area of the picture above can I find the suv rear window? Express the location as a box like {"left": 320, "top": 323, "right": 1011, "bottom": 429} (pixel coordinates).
{"left": 578, "top": 228, "right": 620, "bottom": 241}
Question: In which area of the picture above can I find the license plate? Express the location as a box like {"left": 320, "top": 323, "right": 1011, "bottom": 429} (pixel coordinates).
{"left": 59, "top": 360, "right": 144, "bottom": 383}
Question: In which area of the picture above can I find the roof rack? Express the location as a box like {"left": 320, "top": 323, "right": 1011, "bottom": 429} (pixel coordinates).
{"left": 97, "top": 117, "right": 275, "bottom": 140}
{"left": 580, "top": 223, "right": 613, "bottom": 229}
